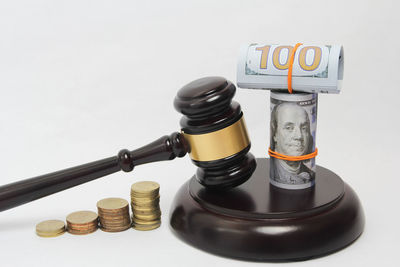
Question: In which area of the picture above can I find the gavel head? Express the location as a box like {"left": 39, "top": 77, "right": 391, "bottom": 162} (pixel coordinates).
{"left": 174, "top": 76, "right": 257, "bottom": 190}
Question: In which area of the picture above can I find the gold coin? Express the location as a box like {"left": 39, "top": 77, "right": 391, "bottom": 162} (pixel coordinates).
{"left": 132, "top": 205, "right": 159, "bottom": 212}
{"left": 100, "top": 224, "right": 131, "bottom": 232}
{"left": 67, "top": 221, "right": 97, "bottom": 227}
{"left": 131, "top": 217, "right": 161, "bottom": 225}
{"left": 100, "top": 224, "right": 130, "bottom": 229}
{"left": 131, "top": 209, "right": 158, "bottom": 215}
{"left": 97, "top": 198, "right": 129, "bottom": 210}
{"left": 99, "top": 216, "right": 130, "bottom": 222}
{"left": 131, "top": 181, "right": 160, "bottom": 195}
{"left": 36, "top": 231, "right": 66, "bottom": 238}
{"left": 98, "top": 205, "right": 129, "bottom": 211}
{"left": 132, "top": 203, "right": 160, "bottom": 209}
{"left": 133, "top": 209, "right": 161, "bottom": 216}
{"left": 131, "top": 193, "right": 159, "bottom": 198}
{"left": 132, "top": 206, "right": 159, "bottom": 212}
{"left": 98, "top": 210, "right": 129, "bottom": 216}
{"left": 131, "top": 193, "right": 159, "bottom": 199}
{"left": 99, "top": 211, "right": 129, "bottom": 217}
{"left": 98, "top": 209, "right": 129, "bottom": 215}
{"left": 100, "top": 220, "right": 131, "bottom": 227}
{"left": 99, "top": 215, "right": 130, "bottom": 221}
{"left": 67, "top": 220, "right": 98, "bottom": 227}
{"left": 66, "top": 211, "right": 98, "bottom": 225}
{"left": 132, "top": 208, "right": 160, "bottom": 215}
{"left": 132, "top": 222, "right": 161, "bottom": 231}
{"left": 131, "top": 199, "right": 158, "bottom": 205}
{"left": 98, "top": 206, "right": 129, "bottom": 212}
{"left": 36, "top": 220, "right": 66, "bottom": 237}
{"left": 131, "top": 194, "right": 160, "bottom": 200}
{"left": 131, "top": 194, "right": 159, "bottom": 198}
{"left": 69, "top": 221, "right": 97, "bottom": 227}
{"left": 100, "top": 217, "right": 129, "bottom": 222}
{"left": 68, "top": 226, "right": 97, "bottom": 232}
{"left": 131, "top": 196, "right": 160, "bottom": 205}
{"left": 134, "top": 213, "right": 161, "bottom": 221}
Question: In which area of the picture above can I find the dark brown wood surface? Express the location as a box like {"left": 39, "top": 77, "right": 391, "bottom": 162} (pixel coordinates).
{"left": 170, "top": 158, "right": 365, "bottom": 261}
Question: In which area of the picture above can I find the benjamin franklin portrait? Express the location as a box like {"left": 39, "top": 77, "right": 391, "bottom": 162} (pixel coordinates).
{"left": 270, "top": 102, "right": 315, "bottom": 188}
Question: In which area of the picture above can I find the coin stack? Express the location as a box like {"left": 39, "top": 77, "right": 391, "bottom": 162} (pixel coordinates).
{"left": 66, "top": 211, "right": 98, "bottom": 235}
{"left": 97, "top": 198, "right": 131, "bottom": 232}
{"left": 131, "top": 181, "right": 161, "bottom": 231}
{"left": 36, "top": 220, "right": 66, "bottom": 238}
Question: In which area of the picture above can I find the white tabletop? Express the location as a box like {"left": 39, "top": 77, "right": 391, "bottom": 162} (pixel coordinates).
{"left": 0, "top": 0, "right": 399, "bottom": 266}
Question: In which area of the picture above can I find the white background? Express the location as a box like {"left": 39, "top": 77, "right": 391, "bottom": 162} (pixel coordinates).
{"left": 0, "top": 0, "right": 399, "bottom": 266}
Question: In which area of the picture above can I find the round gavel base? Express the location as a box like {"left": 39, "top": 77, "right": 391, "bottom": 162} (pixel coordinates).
{"left": 169, "top": 158, "right": 365, "bottom": 261}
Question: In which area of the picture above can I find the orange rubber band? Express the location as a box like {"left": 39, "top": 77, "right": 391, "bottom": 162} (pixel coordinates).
{"left": 268, "top": 147, "right": 318, "bottom": 161}
{"left": 287, "top": 43, "right": 303, "bottom": 94}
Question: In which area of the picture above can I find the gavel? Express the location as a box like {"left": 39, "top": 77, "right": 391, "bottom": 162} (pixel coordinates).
{"left": 0, "top": 77, "right": 256, "bottom": 212}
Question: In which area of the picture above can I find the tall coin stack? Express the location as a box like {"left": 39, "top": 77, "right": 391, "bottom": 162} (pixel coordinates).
{"left": 97, "top": 198, "right": 131, "bottom": 232}
{"left": 131, "top": 181, "right": 161, "bottom": 231}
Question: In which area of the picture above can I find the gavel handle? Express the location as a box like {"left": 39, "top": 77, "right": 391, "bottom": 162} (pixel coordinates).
{"left": 0, "top": 132, "right": 189, "bottom": 212}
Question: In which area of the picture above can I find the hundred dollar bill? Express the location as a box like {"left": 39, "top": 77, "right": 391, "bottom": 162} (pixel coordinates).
{"left": 269, "top": 92, "right": 317, "bottom": 189}
{"left": 237, "top": 44, "right": 343, "bottom": 94}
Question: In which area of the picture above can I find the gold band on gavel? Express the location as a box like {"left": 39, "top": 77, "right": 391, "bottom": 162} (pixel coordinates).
{"left": 182, "top": 117, "right": 250, "bottom": 162}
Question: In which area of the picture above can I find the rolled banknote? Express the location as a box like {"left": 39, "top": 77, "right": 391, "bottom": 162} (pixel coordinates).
{"left": 237, "top": 44, "right": 343, "bottom": 94}
{"left": 269, "top": 91, "right": 317, "bottom": 189}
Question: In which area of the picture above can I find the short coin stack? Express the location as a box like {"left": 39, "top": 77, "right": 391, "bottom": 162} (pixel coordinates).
{"left": 97, "top": 198, "right": 131, "bottom": 232}
{"left": 66, "top": 211, "right": 98, "bottom": 235}
{"left": 131, "top": 181, "right": 161, "bottom": 231}
{"left": 36, "top": 220, "right": 66, "bottom": 237}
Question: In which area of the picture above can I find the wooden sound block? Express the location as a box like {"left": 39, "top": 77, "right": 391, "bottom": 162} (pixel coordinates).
{"left": 169, "top": 158, "right": 365, "bottom": 261}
